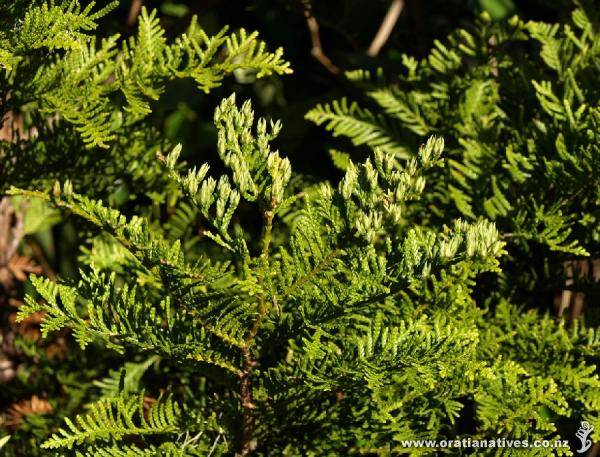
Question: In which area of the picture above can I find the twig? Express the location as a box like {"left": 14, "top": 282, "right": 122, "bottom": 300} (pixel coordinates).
{"left": 556, "top": 260, "right": 574, "bottom": 318}
{"left": 236, "top": 347, "right": 257, "bottom": 457}
{"left": 127, "top": 0, "right": 143, "bottom": 26}
{"left": 0, "top": 198, "right": 27, "bottom": 301}
{"left": 302, "top": 1, "right": 340, "bottom": 75}
{"left": 556, "top": 259, "right": 596, "bottom": 321}
{"left": 570, "top": 260, "right": 588, "bottom": 320}
{"left": 367, "top": 0, "right": 405, "bottom": 57}
{"left": 0, "top": 199, "right": 12, "bottom": 266}
{"left": 236, "top": 200, "right": 277, "bottom": 456}
{"left": 0, "top": 199, "right": 25, "bottom": 267}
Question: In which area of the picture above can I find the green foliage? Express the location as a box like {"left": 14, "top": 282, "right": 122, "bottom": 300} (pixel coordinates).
{"left": 0, "top": 0, "right": 291, "bottom": 202}
{"left": 11, "top": 89, "right": 599, "bottom": 455}
{"left": 307, "top": 5, "right": 600, "bottom": 306}
{"left": 478, "top": 301, "right": 600, "bottom": 438}
{"left": 9, "top": 95, "right": 516, "bottom": 455}
{"left": 2, "top": 1, "right": 600, "bottom": 456}
{"left": 42, "top": 394, "right": 180, "bottom": 449}
{"left": 306, "top": 98, "right": 412, "bottom": 159}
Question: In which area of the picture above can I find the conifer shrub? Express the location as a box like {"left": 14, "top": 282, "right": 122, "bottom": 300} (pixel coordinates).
{"left": 307, "top": 5, "right": 600, "bottom": 314}
{"left": 0, "top": 0, "right": 290, "bottom": 201}
{"left": 0, "top": 1, "right": 599, "bottom": 456}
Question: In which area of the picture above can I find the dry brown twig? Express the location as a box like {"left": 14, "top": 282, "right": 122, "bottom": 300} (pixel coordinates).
{"left": 0, "top": 198, "right": 28, "bottom": 295}
{"left": 301, "top": 0, "right": 405, "bottom": 72}
{"left": 555, "top": 259, "right": 600, "bottom": 321}
{"left": 367, "top": 0, "right": 405, "bottom": 57}
{"left": 127, "top": 0, "right": 144, "bottom": 26}
{"left": 302, "top": 0, "right": 341, "bottom": 75}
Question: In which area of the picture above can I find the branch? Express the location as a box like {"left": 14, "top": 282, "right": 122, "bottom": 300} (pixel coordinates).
{"left": 0, "top": 198, "right": 26, "bottom": 302}
{"left": 302, "top": 1, "right": 340, "bottom": 75}
{"left": 367, "top": 0, "right": 405, "bottom": 57}
{"left": 237, "top": 200, "right": 276, "bottom": 456}
{"left": 236, "top": 346, "right": 257, "bottom": 457}
{"left": 127, "top": 0, "right": 143, "bottom": 26}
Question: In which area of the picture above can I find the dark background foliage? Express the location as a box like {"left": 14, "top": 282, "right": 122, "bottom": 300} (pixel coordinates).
{"left": 94, "top": 0, "right": 574, "bottom": 184}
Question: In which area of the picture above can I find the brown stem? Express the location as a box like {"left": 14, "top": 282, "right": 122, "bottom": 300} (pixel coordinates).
{"left": 243, "top": 210, "right": 274, "bottom": 345}
{"left": 237, "top": 201, "right": 276, "bottom": 455}
{"left": 556, "top": 260, "right": 574, "bottom": 318}
{"left": 302, "top": 1, "right": 341, "bottom": 75}
{"left": 0, "top": 198, "right": 12, "bottom": 267}
{"left": 127, "top": 0, "right": 143, "bottom": 26}
{"left": 236, "top": 347, "right": 257, "bottom": 457}
{"left": 0, "top": 198, "right": 26, "bottom": 304}
{"left": 367, "top": 0, "right": 405, "bottom": 57}
{"left": 0, "top": 198, "right": 25, "bottom": 267}
{"left": 9, "top": 201, "right": 25, "bottom": 258}
{"left": 556, "top": 259, "right": 592, "bottom": 321}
